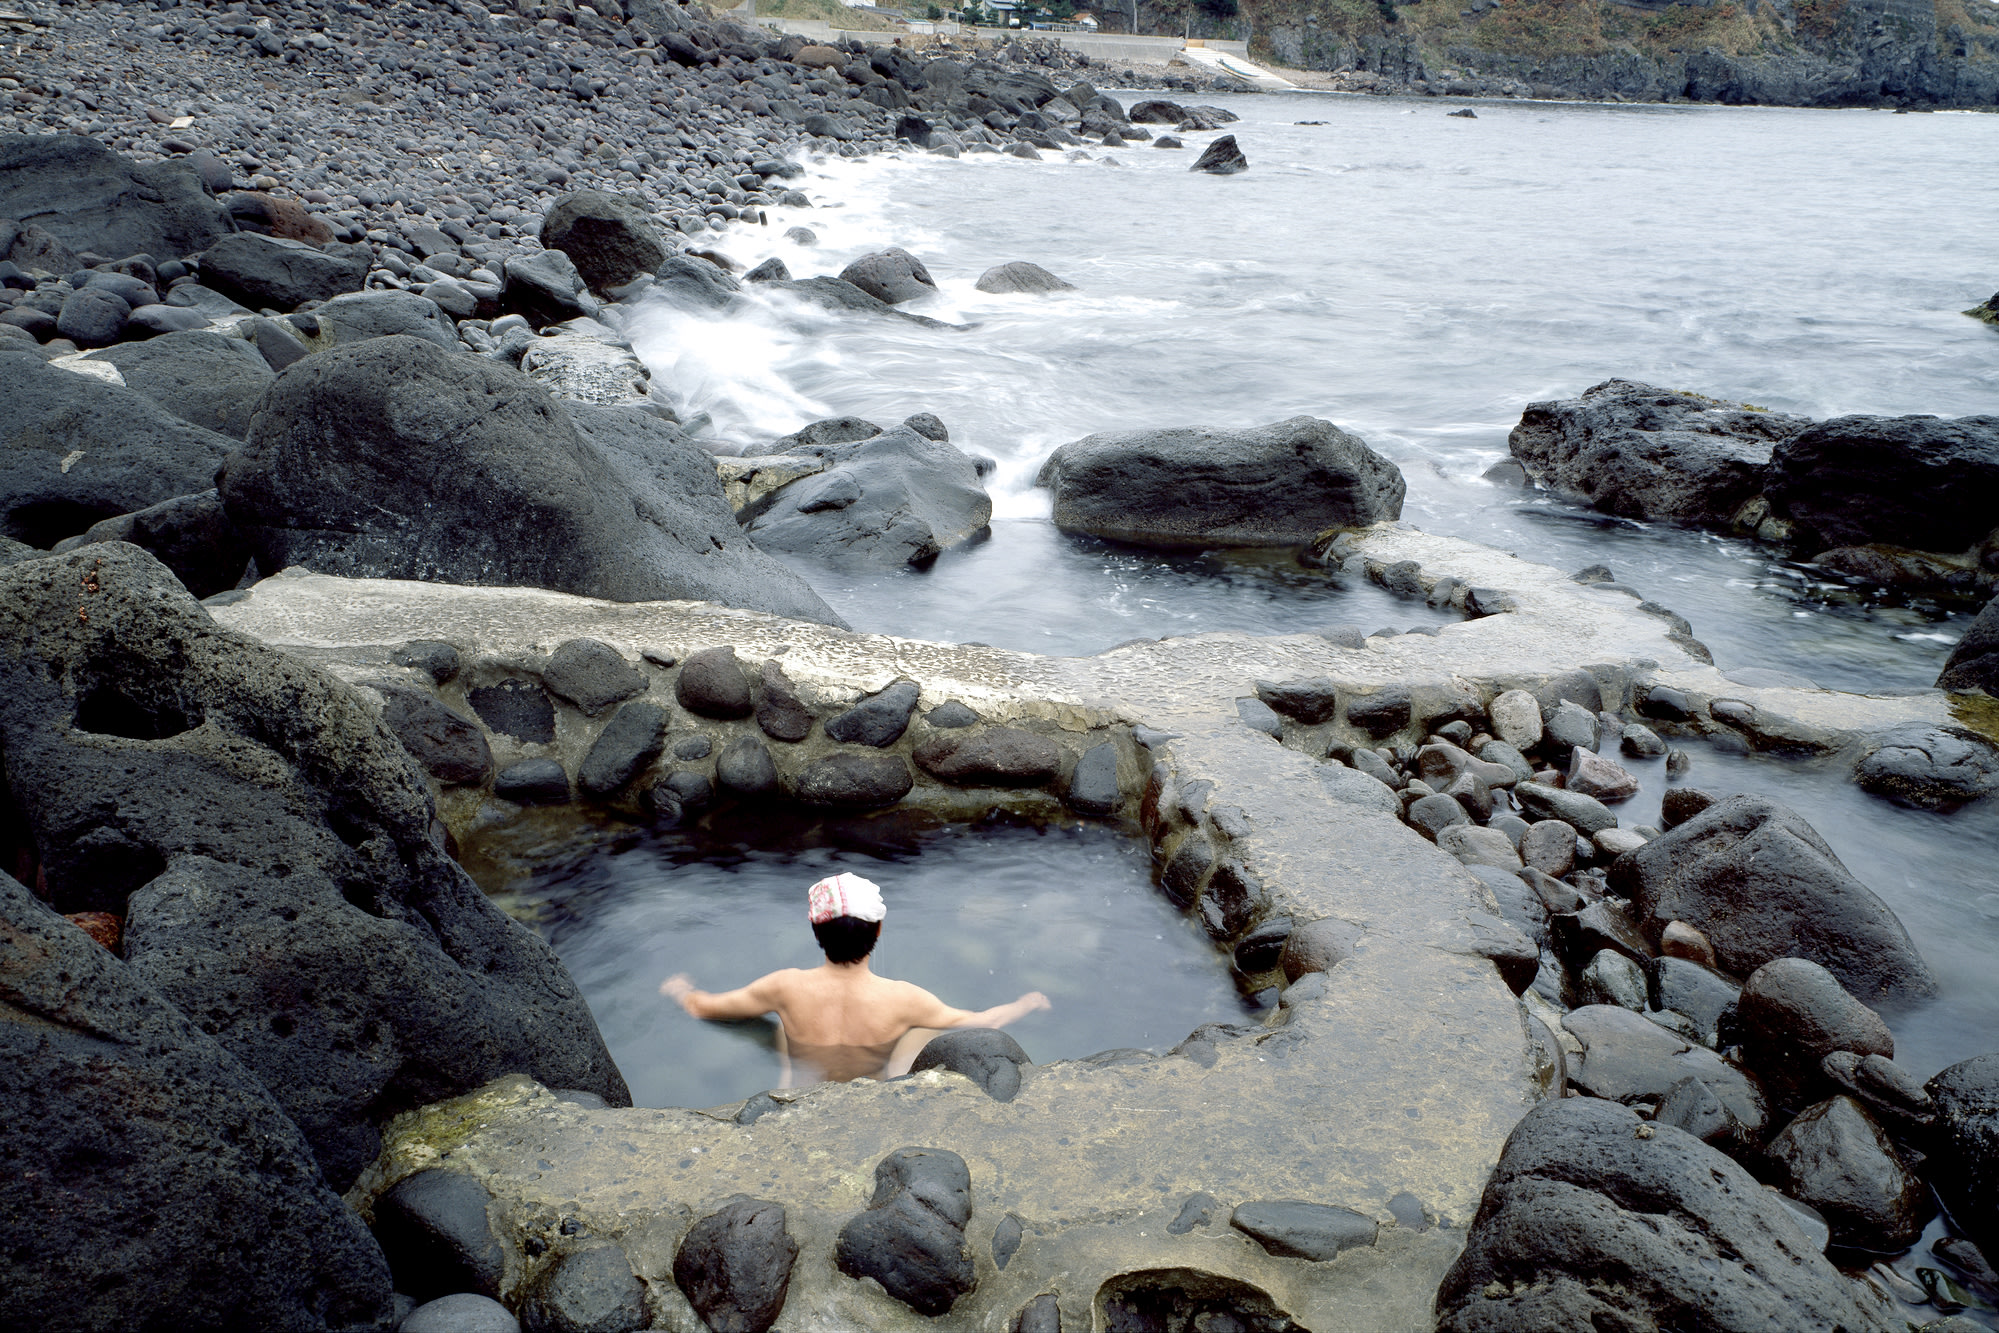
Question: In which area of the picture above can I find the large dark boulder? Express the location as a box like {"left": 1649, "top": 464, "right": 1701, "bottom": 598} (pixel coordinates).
{"left": 1938, "top": 594, "right": 1999, "bottom": 695}
{"left": 539, "top": 189, "right": 673, "bottom": 294}
{"left": 1507, "top": 379, "right": 1809, "bottom": 525}
{"left": 0, "top": 869, "right": 395, "bottom": 1333}
{"left": 674, "top": 1197, "right": 799, "bottom": 1333}
{"left": 910, "top": 1028, "right": 1031, "bottom": 1102}
{"left": 1607, "top": 794, "right": 1934, "bottom": 1006}
{"left": 0, "top": 545, "right": 630, "bottom": 1191}
{"left": 745, "top": 423, "right": 991, "bottom": 568}
{"left": 835, "top": 1148, "right": 976, "bottom": 1316}
{"left": 217, "top": 338, "right": 839, "bottom": 625}
{"left": 52, "top": 488, "right": 252, "bottom": 598}
{"left": 1736, "top": 957, "right": 1893, "bottom": 1108}
{"left": 1767, "top": 413, "right": 1999, "bottom": 551}
{"left": 1766, "top": 1096, "right": 1929, "bottom": 1252}
{"left": 1927, "top": 1053, "right": 1999, "bottom": 1262}
{"left": 1434, "top": 1097, "right": 1891, "bottom": 1332}
{"left": 371, "top": 1168, "right": 506, "bottom": 1302}
{"left": 198, "top": 232, "right": 370, "bottom": 311}
{"left": 0, "top": 134, "right": 234, "bottom": 263}
{"left": 0, "top": 347, "right": 236, "bottom": 548}
{"left": 1036, "top": 417, "right": 1404, "bottom": 548}
{"left": 1190, "top": 134, "right": 1248, "bottom": 174}
{"left": 91, "top": 330, "right": 275, "bottom": 439}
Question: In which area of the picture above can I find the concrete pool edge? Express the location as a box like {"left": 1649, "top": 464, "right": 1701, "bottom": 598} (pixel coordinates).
{"left": 209, "top": 521, "right": 1964, "bottom": 1330}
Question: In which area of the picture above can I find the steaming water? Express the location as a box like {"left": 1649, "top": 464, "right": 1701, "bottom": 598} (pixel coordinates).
{"left": 476, "top": 812, "right": 1248, "bottom": 1110}
{"left": 567, "top": 97, "right": 1999, "bottom": 1087}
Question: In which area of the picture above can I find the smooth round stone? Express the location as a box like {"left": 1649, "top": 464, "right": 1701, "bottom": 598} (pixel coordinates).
{"left": 400, "top": 1293, "right": 521, "bottom": 1333}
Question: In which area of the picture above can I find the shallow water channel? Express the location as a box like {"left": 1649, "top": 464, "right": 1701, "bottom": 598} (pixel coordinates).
{"left": 473, "top": 811, "right": 1247, "bottom": 1110}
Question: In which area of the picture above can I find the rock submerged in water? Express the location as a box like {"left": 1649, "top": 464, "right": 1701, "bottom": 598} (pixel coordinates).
{"left": 1037, "top": 416, "right": 1404, "bottom": 549}
{"left": 974, "top": 261, "right": 1076, "bottom": 294}
{"left": 745, "top": 422, "right": 992, "bottom": 569}
{"left": 1937, "top": 593, "right": 1999, "bottom": 694}
{"left": 1190, "top": 134, "right": 1248, "bottom": 174}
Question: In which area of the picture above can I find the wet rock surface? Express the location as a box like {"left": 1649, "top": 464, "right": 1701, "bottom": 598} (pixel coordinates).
{"left": 1038, "top": 416, "right": 1405, "bottom": 548}
{"left": 218, "top": 337, "right": 838, "bottom": 624}
{"left": 1609, "top": 794, "right": 1934, "bottom": 1005}
{"left": 0, "top": 546, "right": 628, "bottom": 1194}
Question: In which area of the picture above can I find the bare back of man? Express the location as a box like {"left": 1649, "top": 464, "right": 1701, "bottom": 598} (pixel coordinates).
{"left": 662, "top": 960, "right": 1048, "bottom": 1086}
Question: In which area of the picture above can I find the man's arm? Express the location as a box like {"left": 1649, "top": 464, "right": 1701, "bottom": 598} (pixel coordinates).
{"left": 899, "top": 983, "right": 1051, "bottom": 1031}
{"left": 661, "top": 971, "right": 788, "bottom": 1021}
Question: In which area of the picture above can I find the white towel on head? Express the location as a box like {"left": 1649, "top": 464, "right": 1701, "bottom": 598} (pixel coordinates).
{"left": 807, "top": 872, "right": 885, "bottom": 924}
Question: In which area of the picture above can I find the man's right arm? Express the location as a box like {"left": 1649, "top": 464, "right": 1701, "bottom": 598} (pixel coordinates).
{"left": 662, "top": 971, "right": 789, "bottom": 1021}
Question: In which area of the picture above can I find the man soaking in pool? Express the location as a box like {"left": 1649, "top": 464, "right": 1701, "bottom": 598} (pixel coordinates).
{"left": 660, "top": 872, "right": 1050, "bottom": 1087}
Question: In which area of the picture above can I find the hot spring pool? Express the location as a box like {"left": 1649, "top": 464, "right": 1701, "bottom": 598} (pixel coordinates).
{"left": 469, "top": 809, "right": 1252, "bottom": 1110}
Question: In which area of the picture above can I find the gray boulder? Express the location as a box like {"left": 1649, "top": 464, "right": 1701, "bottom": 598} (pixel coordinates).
{"left": 1436, "top": 1097, "right": 1892, "bottom": 1332}
{"left": 1766, "top": 1096, "right": 1929, "bottom": 1252}
{"left": 1927, "top": 1054, "right": 1999, "bottom": 1261}
{"left": 1767, "top": 412, "right": 1999, "bottom": 552}
{"left": 502, "top": 249, "right": 602, "bottom": 328}
{"left": 837, "top": 247, "right": 938, "bottom": 304}
{"left": 1938, "top": 595, "right": 1999, "bottom": 695}
{"left": 1229, "top": 1201, "right": 1377, "bottom": 1260}
{"left": 746, "top": 423, "right": 991, "bottom": 568}
{"left": 539, "top": 189, "right": 673, "bottom": 294}
{"left": 518, "top": 1244, "right": 648, "bottom": 1333}
{"left": 199, "top": 233, "right": 370, "bottom": 311}
{"left": 0, "top": 869, "right": 395, "bottom": 1333}
{"left": 647, "top": 254, "right": 743, "bottom": 312}
{"left": 1608, "top": 794, "right": 1935, "bottom": 1006}
{"left": 0, "top": 134, "right": 234, "bottom": 263}
{"left": 974, "top": 261, "right": 1075, "bottom": 294}
{"left": 216, "top": 338, "right": 839, "bottom": 625}
{"left": 0, "top": 347, "right": 236, "bottom": 547}
{"left": 52, "top": 488, "right": 251, "bottom": 598}
{"left": 0, "top": 546, "right": 630, "bottom": 1191}
{"left": 1037, "top": 417, "right": 1404, "bottom": 548}
{"left": 757, "top": 275, "right": 957, "bottom": 329}
{"left": 91, "top": 330, "right": 275, "bottom": 439}
{"left": 313, "top": 289, "right": 460, "bottom": 350}
{"left": 1850, "top": 723, "right": 1999, "bottom": 808}
{"left": 1507, "top": 379, "right": 1809, "bottom": 525}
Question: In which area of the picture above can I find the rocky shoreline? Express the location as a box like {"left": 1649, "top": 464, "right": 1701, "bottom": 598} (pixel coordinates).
{"left": 4, "top": 1, "right": 1999, "bottom": 1330}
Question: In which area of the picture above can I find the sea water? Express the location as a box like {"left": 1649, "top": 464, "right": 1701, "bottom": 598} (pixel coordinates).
{"left": 551, "top": 93, "right": 1999, "bottom": 1092}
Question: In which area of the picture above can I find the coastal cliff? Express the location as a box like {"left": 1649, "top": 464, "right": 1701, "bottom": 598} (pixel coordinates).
{"left": 1245, "top": 0, "right": 1999, "bottom": 105}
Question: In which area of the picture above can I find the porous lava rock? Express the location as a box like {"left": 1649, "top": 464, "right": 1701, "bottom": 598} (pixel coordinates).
{"left": 0, "top": 545, "right": 629, "bottom": 1191}
{"left": 1506, "top": 379, "right": 1808, "bottom": 524}
{"left": 0, "top": 868, "right": 396, "bottom": 1333}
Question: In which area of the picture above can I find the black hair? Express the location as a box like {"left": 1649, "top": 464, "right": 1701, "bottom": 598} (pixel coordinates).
{"left": 812, "top": 914, "right": 880, "bottom": 965}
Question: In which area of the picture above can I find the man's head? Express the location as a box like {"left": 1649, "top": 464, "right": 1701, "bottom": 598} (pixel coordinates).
{"left": 807, "top": 872, "right": 886, "bottom": 965}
